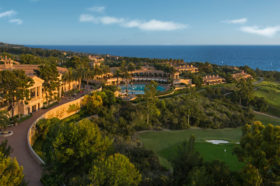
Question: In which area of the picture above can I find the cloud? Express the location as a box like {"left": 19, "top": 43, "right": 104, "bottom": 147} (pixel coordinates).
{"left": 79, "top": 14, "right": 187, "bottom": 31}
{"left": 223, "top": 18, "right": 247, "bottom": 24}
{"left": 0, "top": 9, "right": 23, "bottom": 25}
{"left": 88, "top": 6, "right": 105, "bottom": 13}
{"left": 9, "top": 18, "right": 23, "bottom": 25}
{"left": 0, "top": 10, "right": 16, "bottom": 18}
{"left": 123, "top": 19, "right": 187, "bottom": 31}
{"left": 101, "top": 16, "right": 124, "bottom": 24}
{"left": 240, "top": 26, "right": 280, "bottom": 37}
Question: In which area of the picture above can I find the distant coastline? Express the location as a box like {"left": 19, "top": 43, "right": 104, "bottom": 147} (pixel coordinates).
{"left": 28, "top": 45, "right": 280, "bottom": 71}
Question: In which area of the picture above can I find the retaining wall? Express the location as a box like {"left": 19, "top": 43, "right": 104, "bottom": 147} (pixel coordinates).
{"left": 27, "top": 96, "right": 84, "bottom": 165}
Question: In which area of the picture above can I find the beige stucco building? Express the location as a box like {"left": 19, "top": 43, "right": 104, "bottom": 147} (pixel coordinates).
{"left": 89, "top": 55, "right": 104, "bottom": 68}
{"left": 174, "top": 64, "right": 199, "bottom": 73}
{"left": 232, "top": 71, "right": 252, "bottom": 81}
{"left": 0, "top": 57, "right": 79, "bottom": 117}
{"left": 203, "top": 75, "right": 225, "bottom": 85}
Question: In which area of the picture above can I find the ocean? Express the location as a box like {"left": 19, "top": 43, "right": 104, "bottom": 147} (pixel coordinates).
{"left": 29, "top": 45, "right": 280, "bottom": 71}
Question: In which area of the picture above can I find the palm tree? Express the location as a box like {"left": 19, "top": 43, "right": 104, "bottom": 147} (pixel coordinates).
{"left": 115, "top": 69, "right": 121, "bottom": 85}
{"left": 73, "top": 68, "right": 86, "bottom": 90}
{"left": 169, "top": 66, "right": 176, "bottom": 87}
{"left": 62, "top": 68, "right": 74, "bottom": 92}
{"left": 84, "top": 68, "right": 95, "bottom": 90}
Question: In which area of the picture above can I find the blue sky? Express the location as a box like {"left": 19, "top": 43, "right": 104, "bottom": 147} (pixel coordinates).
{"left": 1, "top": 0, "right": 280, "bottom": 45}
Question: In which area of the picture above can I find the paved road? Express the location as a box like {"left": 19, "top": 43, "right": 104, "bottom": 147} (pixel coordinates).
{"left": 0, "top": 97, "right": 74, "bottom": 186}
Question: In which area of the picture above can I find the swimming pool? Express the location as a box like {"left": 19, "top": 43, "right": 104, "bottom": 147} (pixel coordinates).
{"left": 119, "top": 84, "right": 166, "bottom": 95}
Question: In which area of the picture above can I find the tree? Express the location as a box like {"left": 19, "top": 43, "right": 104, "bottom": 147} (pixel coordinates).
{"left": 0, "top": 141, "right": 24, "bottom": 186}
{"left": 84, "top": 68, "right": 95, "bottom": 89}
{"left": 191, "top": 74, "right": 203, "bottom": 88}
{"left": 127, "top": 62, "right": 136, "bottom": 71}
{"left": 115, "top": 69, "right": 121, "bottom": 85}
{"left": 241, "top": 164, "right": 262, "bottom": 186}
{"left": 250, "top": 97, "right": 268, "bottom": 112}
{"left": 234, "top": 79, "right": 253, "bottom": 106}
{"left": 143, "top": 81, "right": 160, "bottom": 127}
{"left": 88, "top": 153, "right": 142, "bottom": 186}
{"left": 0, "top": 70, "right": 34, "bottom": 117}
{"left": 0, "top": 140, "right": 12, "bottom": 158}
{"left": 234, "top": 121, "right": 280, "bottom": 185}
{"left": 97, "top": 90, "right": 116, "bottom": 107}
{"left": 37, "top": 63, "right": 60, "bottom": 105}
{"left": 66, "top": 56, "right": 81, "bottom": 68}
{"left": 42, "top": 119, "right": 112, "bottom": 185}
{"left": 169, "top": 66, "right": 176, "bottom": 87}
{"left": 186, "top": 160, "right": 236, "bottom": 186}
{"left": 82, "top": 93, "right": 103, "bottom": 114}
{"left": 0, "top": 111, "right": 10, "bottom": 131}
{"left": 172, "top": 135, "right": 203, "bottom": 186}
{"left": 62, "top": 68, "right": 74, "bottom": 93}
{"left": 182, "top": 91, "right": 197, "bottom": 128}
{"left": 20, "top": 54, "right": 41, "bottom": 64}
{"left": 119, "top": 61, "right": 132, "bottom": 93}
{"left": 73, "top": 68, "right": 86, "bottom": 90}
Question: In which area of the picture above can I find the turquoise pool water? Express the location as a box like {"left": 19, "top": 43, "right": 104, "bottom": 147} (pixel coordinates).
{"left": 119, "top": 84, "right": 166, "bottom": 95}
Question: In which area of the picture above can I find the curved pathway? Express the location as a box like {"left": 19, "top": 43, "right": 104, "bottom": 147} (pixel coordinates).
{"left": 0, "top": 97, "right": 77, "bottom": 186}
{"left": 253, "top": 110, "right": 280, "bottom": 120}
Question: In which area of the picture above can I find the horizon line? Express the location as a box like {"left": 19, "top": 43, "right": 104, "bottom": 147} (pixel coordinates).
{"left": 25, "top": 44, "right": 280, "bottom": 46}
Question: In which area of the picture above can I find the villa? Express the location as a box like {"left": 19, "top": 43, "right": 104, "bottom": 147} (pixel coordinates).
{"left": 0, "top": 57, "right": 79, "bottom": 117}
{"left": 174, "top": 64, "right": 199, "bottom": 73}
{"left": 232, "top": 70, "right": 252, "bottom": 80}
{"left": 89, "top": 55, "right": 104, "bottom": 68}
{"left": 203, "top": 75, "right": 225, "bottom": 85}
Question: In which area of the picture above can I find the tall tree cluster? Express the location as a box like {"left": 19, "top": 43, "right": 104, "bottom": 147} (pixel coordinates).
{"left": 37, "top": 63, "right": 60, "bottom": 105}
{"left": 36, "top": 119, "right": 142, "bottom": 186}
{"left": 0, "top": 70, "right": 34, "bottom": 117}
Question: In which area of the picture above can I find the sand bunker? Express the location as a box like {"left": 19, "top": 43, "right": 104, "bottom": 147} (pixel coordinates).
{"left": 206, "top": 140, "right": 229, "bottom": 144}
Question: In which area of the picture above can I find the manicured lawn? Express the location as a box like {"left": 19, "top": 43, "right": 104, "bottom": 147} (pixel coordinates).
{"left": 138, "top": 127, "right": 243, "bottom": 171}
{"left": 139, "top": 111, "right": 280, "bottom": 171}
{"left": 254, "top": 81, "right": 280, "bottom": 117}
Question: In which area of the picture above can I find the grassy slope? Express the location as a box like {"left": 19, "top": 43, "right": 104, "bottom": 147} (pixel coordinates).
{"left": 254, "top": 112, "right": 280, "bottom": 125}
{"left": 254, "top": 81, "right": 280, "bottom": 117}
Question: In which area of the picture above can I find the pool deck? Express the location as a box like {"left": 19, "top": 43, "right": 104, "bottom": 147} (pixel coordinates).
{"left": 119, "top": 83, "right": 170, "bottom": 95}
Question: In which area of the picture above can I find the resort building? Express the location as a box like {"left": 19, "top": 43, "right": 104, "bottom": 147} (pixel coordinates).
{"left": 0, "top": 57, "right": 79, "bottom": 117}
{"left": 105, "top": 77, "right": 124, "bottom": 86}
{"left": 174, "top": 64, "right": 199, "bottom": 73}
{"left": 129, "top": 67, "right": 170, "bottom": 83}
{"left": 173, "top": 78, "right": 194, "bottom": 89}
{"left": 232, "top": 71, "right": 252, "bottom": 81}
{"left": 89, "top": 55, "right": 104, "bottom": 67}
{"left": 105, "top": 67, "right": 194, "bottom": 87}
{"left": 203, "top": 75, "right": 225, "bottom": 85}
{"left": 94, "top": 73, "right": 113, "bottom": 80}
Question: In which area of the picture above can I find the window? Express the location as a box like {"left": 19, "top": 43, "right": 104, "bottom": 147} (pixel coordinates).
{"left": 30, "top": 88, "right": 36, "bottom": 98}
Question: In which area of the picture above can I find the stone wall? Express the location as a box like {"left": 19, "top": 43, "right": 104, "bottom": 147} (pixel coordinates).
{"left": 44, "top": 97, "right": 83, "bottom": 120}
{"left": 27, "top": 87, "right": 102, "bottom": 164}
{"left": 27, "top": 96, "right": 84, "bottom": 165}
